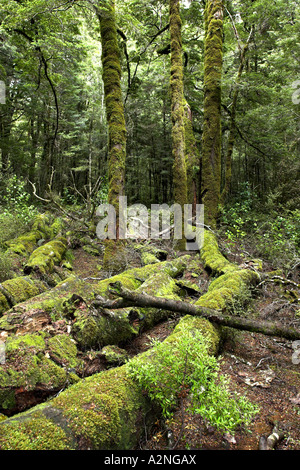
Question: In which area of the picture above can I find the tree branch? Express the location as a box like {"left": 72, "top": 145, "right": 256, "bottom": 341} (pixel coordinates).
{"left": 103, "top": 281, "right": 300, "bottom": 341}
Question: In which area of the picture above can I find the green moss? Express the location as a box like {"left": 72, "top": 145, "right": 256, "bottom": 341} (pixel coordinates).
{"left": 101, "top": 345, "right": 129, "bottom": 366}
{"left": 0, "top": 292, "right": 10, "bottom": 315}
{"left": 24, "top": 237, "right": 68, "bottom": 275}
{"left": 169, "top": 0, "right": 188, "bottom": 251}
{"left": 52, "top": 365, "right": 150, "bottom": 449}
{"left": 4, "top": 213, "right": 53, "bottom": 256}
{"left": 0, "top": 333, "right": 69, "bottom": 412}
{"left": 1, "top": 276, "right": 44, "bottom": 305}
{"left": 102, "top": 239, "right": 127, "bottom": 274}
{"left": 200, "top": 231, "right": 234, "bottom": 275}
{"left": 0, "top": 407, "right": 73, "bottom": 450}
{"left": 172, "top": 315, "right": 220, "bottom": 355}
{"left": 47, "top": 334, "right": 81, "bottom": 369}
{"left": 19, "top": 276, "right": 96, "bottom": 320}
{"left": 98, "top": 2, "right": 126, "bottom": 231}
{"left": 196, "top": 266, "right": 259, "bottom": 311}
{"left": 5, "top": 333, "right": 46, "bottom": 354}
{"left": 201, "top": 0, "right": 224, "bottom": 227}
{"left": 136, "top": 271, "right": 181, "bottom": 329}
{"left": 141, "top": 252, "right": 160, "bottom": 265}
{"left": 71, "top": 307, "right": 138, "bottom": 350}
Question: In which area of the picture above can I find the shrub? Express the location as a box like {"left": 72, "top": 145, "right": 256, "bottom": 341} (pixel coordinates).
{"left": 127, "top": 328, "right": 258, "bottom": 433}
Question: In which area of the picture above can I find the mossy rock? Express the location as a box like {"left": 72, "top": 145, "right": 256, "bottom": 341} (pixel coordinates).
{"left": 82, "top": 245, "right": 102, "bottom": 257}
{"left": 134, "top": 244, "right": 168, "bottom": 266}
{"left": 4, "top": 214, "right": 53, "bottom": 256}
{"left": 140, "top": 252, "right": 160, "bottom": 265}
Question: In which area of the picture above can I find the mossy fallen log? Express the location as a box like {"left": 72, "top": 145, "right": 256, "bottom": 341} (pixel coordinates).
{"left": 0, "top": 257, "right": 190, "bottom": 412}
{"left": 4, "top": 214, "right": 64, "bottom": 257}
{"left": 67, "top": 256, "right": 190, "bottom": 349}
{"left": 0, "top": 215, "right": 67, "bottom": 316}
{"left": 0, "top": 315, "right": 220, "bottom": 450}
{"left": 0, "top": 230, "right": 258, "bottom": 450}
{"left": 0, "top": 333, "right": 82, "bottom": 415}
{"left": 24, "top": 236, "right": 68, "bottom": 276}
{"left": 0, "top": 277, "right": 48, "bottom": 316}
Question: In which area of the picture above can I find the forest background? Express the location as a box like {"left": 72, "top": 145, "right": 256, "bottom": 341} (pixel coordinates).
{"left": 0, "top": 0, "right": 299, "bottom": 276}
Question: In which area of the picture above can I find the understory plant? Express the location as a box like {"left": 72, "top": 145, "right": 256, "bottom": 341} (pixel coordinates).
{"left": 127, "top": 328, "right": 258, "bottom": 433}
{"left": 221, "top": 184, "right": 300, "bottom": 272}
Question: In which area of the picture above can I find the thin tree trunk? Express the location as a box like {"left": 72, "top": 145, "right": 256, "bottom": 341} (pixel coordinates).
{"left": 96, "top": 0, "right": 127, "bottom": 273}
{"left": 169, "top": 0, "right": 188, "bottom": 249}
{"left": 96, "top": 0, "right": 126, "bottom": 239}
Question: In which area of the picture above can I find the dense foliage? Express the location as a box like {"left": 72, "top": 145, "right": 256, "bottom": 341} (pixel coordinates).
{"left": 0, "top": 0, "right": 299, "bottom": 266}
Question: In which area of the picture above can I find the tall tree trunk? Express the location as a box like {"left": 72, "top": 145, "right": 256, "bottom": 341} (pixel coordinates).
{"left": 169, "top": 0, "right": 188, "bottom": 249}
{"left": 221, "top": 29, "right": 253, "bottom": 204}
{"left": 201, "top": 0, "right": 224, "bottom": 228}
{"left": 96, "top": 0, "right": 127, "bottom": 273}
{"left": 96, "top": 0, "right": 126, "bottom": 237}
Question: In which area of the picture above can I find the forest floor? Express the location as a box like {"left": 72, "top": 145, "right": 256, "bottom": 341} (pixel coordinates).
{"left": 70, "top": 237, "right": 300, "bottom": 452}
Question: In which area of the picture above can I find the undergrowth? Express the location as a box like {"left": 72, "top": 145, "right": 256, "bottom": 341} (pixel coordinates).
{"left": 220, "top": 184, "right": 300, "bottom": 273}
{"left": 127, "top": 328, "right": 259, "bottom": 434}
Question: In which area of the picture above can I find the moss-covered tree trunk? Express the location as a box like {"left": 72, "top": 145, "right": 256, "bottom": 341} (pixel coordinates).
{"left": 96, "top": 1, "right": 127, "bottom": 272}
{"left": 169, "top": 0, "right": 188, "bottom": 250}
{"left": 201, "top": 0, "right": 224, "bottom": 228}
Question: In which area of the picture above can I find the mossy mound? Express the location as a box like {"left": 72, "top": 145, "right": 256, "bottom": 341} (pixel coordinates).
{"left": 4, "top": 214, "right": 60, "bottom": 257}
{"left": 24, "top": 236, "right": 68, "bottom": 275}
{"left": 0, "top": 364, "right": 152, "bottom": 450}
{"left": 0, "top": 332, "right": 82, "bottom": 415}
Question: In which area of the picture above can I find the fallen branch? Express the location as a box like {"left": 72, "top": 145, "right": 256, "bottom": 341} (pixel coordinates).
{"left": 106, "top": 282, "right": 300, "bottom": 341}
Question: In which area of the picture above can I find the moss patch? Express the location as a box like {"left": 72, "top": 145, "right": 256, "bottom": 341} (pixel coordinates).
{"left": 24, "top": 237, "right": 68, "bottom": 275}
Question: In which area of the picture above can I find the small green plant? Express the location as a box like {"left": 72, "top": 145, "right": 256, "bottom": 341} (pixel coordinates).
{"left": 127, "top": 328, "right": 259, "bottom": 433}
{"left": 1, "top": 175, "right": 38, "bottom": 225}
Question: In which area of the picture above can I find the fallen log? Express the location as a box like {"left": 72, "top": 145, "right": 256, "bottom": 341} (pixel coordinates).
{"left": 0, "top": 256, "right": 191, "bottom": 414}
{"left": 0, "top": 230, "right": 261, "bottom": 450}
{"left": 105, "top": 282, "right": 300, "bottom": 341}
{"left": 23, "top": 236, "right": 68, "bottom": 276}
{"left": 4, "top": 213, "right": 63, "bottom": 257}
{"left": 0, "top": 215, "right": 67, "bottom": 316}
{"left": 0, "top": 256, "right": 190, "bottom": 346}
{"left": 0, "top": 315, "right": 220, "bottom": 450}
